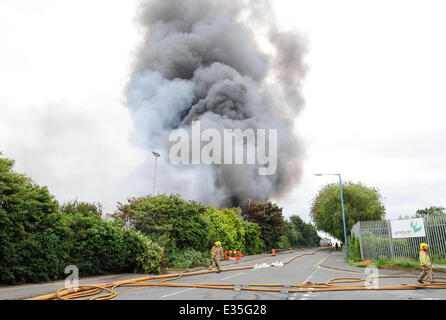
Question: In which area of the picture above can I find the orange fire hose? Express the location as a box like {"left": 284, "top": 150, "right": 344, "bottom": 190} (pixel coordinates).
{"left": 26, "top": 249, "right": 446, "bottom": 300}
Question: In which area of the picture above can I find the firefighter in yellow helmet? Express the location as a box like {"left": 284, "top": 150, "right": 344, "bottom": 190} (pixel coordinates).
{"left": 418, "top": 243, "right": 434, "bottom": 283}
{"left": 210, "top": 241, "right": 224, "bottom": 273}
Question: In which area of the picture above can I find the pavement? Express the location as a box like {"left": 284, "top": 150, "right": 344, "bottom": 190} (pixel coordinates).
{"left": 2, "top": 248, "right": 446, "bottom": 300}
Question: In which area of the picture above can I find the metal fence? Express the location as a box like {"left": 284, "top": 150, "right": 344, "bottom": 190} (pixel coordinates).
{"left": 351, "top": 215, "right": 446, "bottom": 262}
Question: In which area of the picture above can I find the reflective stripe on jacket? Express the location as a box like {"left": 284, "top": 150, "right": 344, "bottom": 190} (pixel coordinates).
{"left": 419, "top": 250, "right": 431, "bottom": 266}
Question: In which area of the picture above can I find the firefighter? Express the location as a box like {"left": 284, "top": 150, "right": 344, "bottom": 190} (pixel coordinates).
{"left": 210, "top": 241, "right": 224, "bottom": 273}
{"left": 418, "top": 243, "right": 434, "bottom": 283}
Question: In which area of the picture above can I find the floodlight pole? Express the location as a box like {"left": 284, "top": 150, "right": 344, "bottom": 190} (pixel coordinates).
{"left": 152, "top": 152, "right": 160, "bottom": 196}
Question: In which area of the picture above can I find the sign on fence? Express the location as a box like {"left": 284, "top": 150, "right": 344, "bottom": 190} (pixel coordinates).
{"left": 352, "top": 215, "right": 446, "bottom": 261}
{"left": 390, "top": 218, "right": 426, "bottom": 239}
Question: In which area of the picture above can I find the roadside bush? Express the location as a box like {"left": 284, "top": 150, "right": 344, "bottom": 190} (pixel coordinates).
{"left": 123, "top": 230, "right": 163, "bottom": 274}
{"left": 112, "top": 194, "right": 210, "bottom": 252}
{"left": 0, "top": 153, "right": 163, "bottom": 284}
{"left": 242, "top": 221, "right": 264, "bottom": 255}
{"left": 0, "top": 154, "right": 65, "bottom": 284}
{"left": 62, "top": 213, "right": 163, "bottom": 276}
{"left": 276, "top": 235, "right": 291, "bottom": 249}
{"left": 204, "top": 207, "right": 245, "bottom": 253}
{"left": 347, "top": 235, "right": 362, "bottom": 262}
{"left": 167, "top": 249, "right": 210, "bottom": 269}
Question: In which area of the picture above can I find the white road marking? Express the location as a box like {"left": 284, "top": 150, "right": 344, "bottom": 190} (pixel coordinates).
{"left": 303, "top": 267, "right": 320, "bottom": 284}
{"left": 221, "top": 272, "right": 245, "bottom": 280}
{"left": 300, "top": 263, "right": 323, "bottom": 300}
{"left": 160, "top": 288, "right": 195, "bottom": 298}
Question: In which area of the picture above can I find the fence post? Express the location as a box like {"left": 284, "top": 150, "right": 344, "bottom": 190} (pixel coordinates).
{"left": 357, "top": 222, "right": 364, "bottom": 260}
{"left": 386, "top": 219, "right": 395, "bottom": 260}
{"left": 424, "top": 216, "right": 433, "bottom": 257}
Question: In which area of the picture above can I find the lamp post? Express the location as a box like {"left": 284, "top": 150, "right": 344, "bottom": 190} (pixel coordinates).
{"left": 263, "top": 205, "right": 270, "bottom": 253}
{"left": 152, "top": 151, "right": 160, "bottom": 196}
{"left": 315, "top": 173, "right": 348, "bottom": 262}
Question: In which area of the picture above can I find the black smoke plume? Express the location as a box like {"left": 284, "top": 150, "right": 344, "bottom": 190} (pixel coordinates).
{"left": 127, "top": 0, "right": 307, "bottom": 207}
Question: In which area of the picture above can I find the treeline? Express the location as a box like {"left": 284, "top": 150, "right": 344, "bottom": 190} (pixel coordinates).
{"left": 110, "top": 195, "right": 321, "bottom": 270}
{"left": 0, "top": 153, "right": 320, "bottom": 285}
{"left": 0, "top": 154, "right": 162, "bottom": 284}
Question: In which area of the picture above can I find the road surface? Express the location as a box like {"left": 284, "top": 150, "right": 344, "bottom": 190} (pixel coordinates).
{"left": 3, "top": 248, "right": 445, "bottom": 300}
{"left": 94, "top": 249, "right": 446, "bottom": 300}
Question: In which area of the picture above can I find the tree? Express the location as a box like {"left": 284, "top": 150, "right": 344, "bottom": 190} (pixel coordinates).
{"left": 204, "top": 207, "right": 245, "bottom": 253}
{"left": 112, "top": 194, "right": 210, "bottom": 252}
{"left": 415, "top": 206, "right": 445, "bottom": 218}
{"left": 310, "top": 182, "right": 385, "bottom": 243}
{"left": 0, "top": 153, "right": 163, "bottom": 284}
{"left": 288, "top": 215, "right": 321, "bottom": 247}
{"left": 60, "top": 200, "right": 103, "bottom": 219}
{"left": 61, "top": 213, "right": 162, "bottom": 276}
{"left": 0, "top": 153, "right": 63, "bottom": 283}
{"left": 242, "top": 221, "right": 264, "bottom": 255}
{"left": 241, "top": 201, "right": 285, "bottom": 251}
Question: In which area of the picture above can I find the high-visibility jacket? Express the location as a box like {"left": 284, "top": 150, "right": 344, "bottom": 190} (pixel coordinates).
{"left": 211, "top": 245, "right": 224, "bottom": 260}
{"left": 419, "top": 250, "right": 431, "bottom": 266}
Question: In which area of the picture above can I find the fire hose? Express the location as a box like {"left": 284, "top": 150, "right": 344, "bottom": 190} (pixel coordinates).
{"left": 26, "top": 250, "right": 446, "bottom": 300}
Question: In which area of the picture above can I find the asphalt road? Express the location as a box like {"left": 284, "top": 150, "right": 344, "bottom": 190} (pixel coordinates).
{"left": 4, "top": 248, "right": 445, "bottom": 300}
{"left": 103, "top": 249, "right": 446, "bottom": 300}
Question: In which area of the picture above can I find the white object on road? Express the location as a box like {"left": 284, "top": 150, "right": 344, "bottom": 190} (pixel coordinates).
{"left": 271, "top": 261, "right": 283, "bottom": 267}
{"left": 253, "top": 263, "right": 270, "bottom": 269}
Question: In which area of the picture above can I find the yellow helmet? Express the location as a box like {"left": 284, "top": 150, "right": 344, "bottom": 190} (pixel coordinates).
{"left": 420, "top": 243, "right": 428, "bottom": 250}
{"left": 215, "top": 241, "right": 221, "bottom": 246}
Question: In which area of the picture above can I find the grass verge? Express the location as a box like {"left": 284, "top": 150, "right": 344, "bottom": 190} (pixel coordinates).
{"left": 349, "top": 258, "right": 446, "bottom": 273}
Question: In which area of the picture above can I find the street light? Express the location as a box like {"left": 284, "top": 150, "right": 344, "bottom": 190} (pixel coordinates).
{"left": 314, "top": 173, "right": 349, "bottom": 262}
{"left": 152, "top": 151, "right": 160, "bottom": 196}
{"left": 263, "top": 205, "right": 270, "bottom": 253}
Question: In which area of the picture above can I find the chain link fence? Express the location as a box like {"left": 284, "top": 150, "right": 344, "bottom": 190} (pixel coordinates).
{"left": 351, "top": 215, "right": 446, "bottom": 262}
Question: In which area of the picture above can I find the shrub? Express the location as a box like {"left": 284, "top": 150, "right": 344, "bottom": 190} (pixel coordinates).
{"left": 347, "top": 235, "right": 362, "bottom": 262}
{"left": 0, "top": 153, "right": 163, "bottom": 284}
{"left": 276, "top": 235, "right": 291, "bottom": 249}
{"left": 0, "top": 154, "right": 64, "bottom": 284}
{"left": 204, "top": 207, "right": 245, "bottom": 253}
{"left": 112, "top": 194, "right": 210, "bottom": 252}
{"left": 62, "top": 213, "right": 163, "bottom": 276}
{"left": 242, "top": 221, "right": 264, "bottom": 255}
{"left": 167, "top": 249, "right": 210, "bottom": 269}
{"left": 123, "top": 230, "right": 163, "bottom": 274}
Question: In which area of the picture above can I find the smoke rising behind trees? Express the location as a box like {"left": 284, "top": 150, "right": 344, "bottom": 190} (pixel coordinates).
{"left": 127, "top": 0, "right": 307, "bottom": 207}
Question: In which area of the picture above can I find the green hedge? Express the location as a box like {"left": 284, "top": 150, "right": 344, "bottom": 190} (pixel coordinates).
{"left": 62, "top": 214, "right": 162, "bottom": 277}
{"left": 166, "top": 248, "right": 210, "bottom": 270}
{"left": 0, "top": 154, "right": 162, "bottom": 285}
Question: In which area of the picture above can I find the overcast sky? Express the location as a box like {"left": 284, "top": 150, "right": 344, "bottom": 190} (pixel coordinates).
{"left": 1, "top": 0, "right": 445, "bottom": 224}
